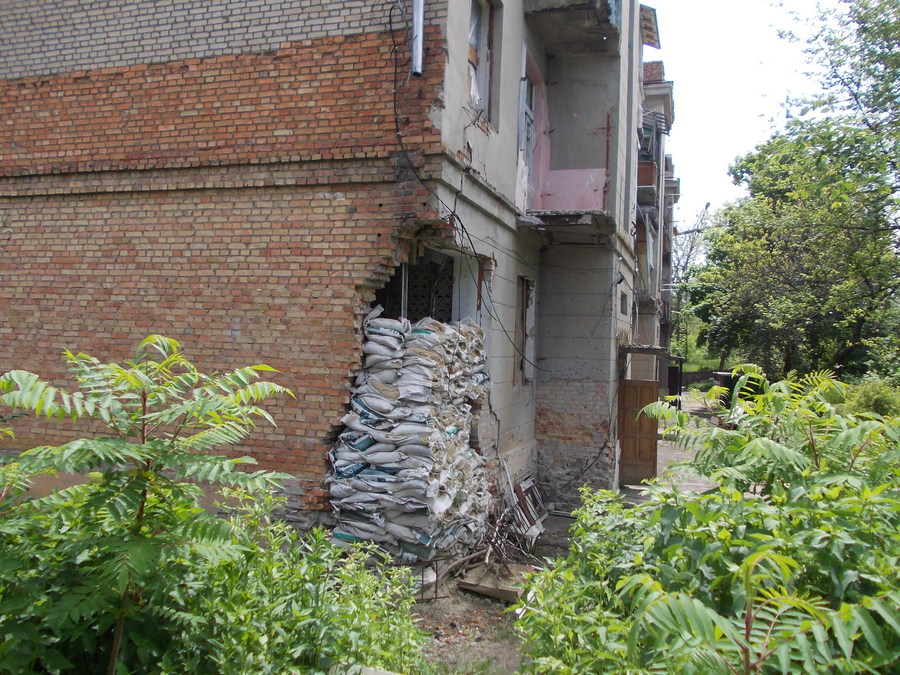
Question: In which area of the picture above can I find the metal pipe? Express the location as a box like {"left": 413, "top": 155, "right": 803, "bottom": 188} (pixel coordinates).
{"left": 411, "top": 0, "right": 424, "bottom": 76}
{"left": 400, "top": 262, "right": 409, "bottom": 318}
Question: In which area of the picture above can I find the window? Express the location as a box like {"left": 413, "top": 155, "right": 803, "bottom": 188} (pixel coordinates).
{"left": 375, "top": 250, "right": 454, "bottom": 323}
{"left": 520, "top": 74, "right": 536, "bottom": 171}
{"left": 516, "top": 70, "right": 537, "bottom": 208}
{"left": 467, "top": 0, "right": 501, "bottom": 121}
{"left": 620, "top": 291, "right": 629, "bottom": 316}
{"left": 515, "top": 276, "right": 535, "bottom": 385}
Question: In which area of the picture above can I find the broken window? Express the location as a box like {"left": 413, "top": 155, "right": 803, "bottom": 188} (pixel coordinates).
{"left": 517, "top": 72, "right": 536, "bottom": 197}
{"left": 635, "top": 213, "right": 657, "bottom": 293}
{"left": 514, "top": 276, "right": 535, "bottom": 385}
{"left": 516, "top": 50, "right": 543, "bottom": 211}
{"left": 521, "top": 74, "right": 536, "bottom": 167}
{"left": 468, "top": 0, "right": 501, "bottom": 122}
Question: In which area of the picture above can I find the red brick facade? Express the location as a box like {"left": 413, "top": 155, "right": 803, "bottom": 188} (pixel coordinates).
{"left": 1, "top": 32, "right": 438, "bottom": 175}
{"left": 0, "top": 29, "right": 448, "bottom": 515}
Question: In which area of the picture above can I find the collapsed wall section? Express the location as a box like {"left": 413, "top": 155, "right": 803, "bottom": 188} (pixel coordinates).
{"left": 535, "top": 380, "right": 616, "bottom": 508}
{"left": 0, "top": 26, "right": 447, "bottom": 522}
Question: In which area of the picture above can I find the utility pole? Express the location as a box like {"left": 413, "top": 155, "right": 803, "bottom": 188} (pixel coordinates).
{"left": 671, "top": 203, "right": 710, "bottom": 361}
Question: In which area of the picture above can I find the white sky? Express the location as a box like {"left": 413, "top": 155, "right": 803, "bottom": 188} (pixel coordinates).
{"left": 646, "top": 0, "right": 830, "bottom": 229}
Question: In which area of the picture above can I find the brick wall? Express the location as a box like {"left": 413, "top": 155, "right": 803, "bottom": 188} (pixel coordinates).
{"left": 0, "top": 27, "right": 448, "bottom": 515}
{"left": 644, "top": 60, "right": 665, "bottom": 83}
{"left": 535, "top": 379, "right": 615, "bottom": 508}
{"left": 1, "top": 31, "right": 441, "bottom": 176}
{"left": 0, "top": 0, "right": 413, "bottom": 79}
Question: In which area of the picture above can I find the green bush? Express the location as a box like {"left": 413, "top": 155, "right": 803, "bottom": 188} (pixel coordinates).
{"left": 687, "top": 378, "right": 716, "bottom": 393}
{"left": 841, "top": 379, "right": 900, "bottom": 417}
{"left": 0, "top": 336, "right": 430, "bottom": 674}
{"left": 515, "top": 367, "right": 900, "bottom": 673}
{"left": 161, "top": 489, "right": 430, "bottom": 674}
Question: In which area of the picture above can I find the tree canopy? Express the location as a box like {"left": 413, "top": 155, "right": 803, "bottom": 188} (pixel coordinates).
{"left": 689, "top": 0, "right": 900, "bottom": 378}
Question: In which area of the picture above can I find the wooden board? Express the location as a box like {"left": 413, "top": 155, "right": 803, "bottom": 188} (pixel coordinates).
{"left": 457, "top": 564, "right": 535, "bottom": 604}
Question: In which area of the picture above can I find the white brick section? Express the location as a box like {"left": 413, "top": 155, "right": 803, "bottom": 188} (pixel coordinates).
{"left": 0, "top": 0, "right": 446, "bottom": 79}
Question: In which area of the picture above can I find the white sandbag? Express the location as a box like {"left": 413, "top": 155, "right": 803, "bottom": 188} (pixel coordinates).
{"left": 331, "top": 311, "right": 493, "bottom": 560}
{"left": 364, "top": 355, "right": 403, "bottom": 369}
{"left": 365, "top": 333, "right": 404, "bottom": 350}
{"left": 362, "top": 378, "right": 401, "bottom": 400}
{"left": 362, "top": 341, "right": 403, "bottom": 358}
{"left": 358, "top": 367, "right": 401, "bottom": 384}
{"left": 353, "top": 394, "right": 395, "bottom": 415}
{"left": 360, "top": 451, "right": 404, "bottom": 465}
{"left": 365, "top": 441, "right": 398, "bottom": 454}
{"left": 397, "top": 443, "right": 433, "bottom": 457}
{"left": 390, "top": 421, "right": 433, "bottom": 435}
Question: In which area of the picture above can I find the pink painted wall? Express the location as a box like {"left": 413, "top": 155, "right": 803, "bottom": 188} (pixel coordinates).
{"left": 535, "top": 168, "right": 607, "bottom": 211}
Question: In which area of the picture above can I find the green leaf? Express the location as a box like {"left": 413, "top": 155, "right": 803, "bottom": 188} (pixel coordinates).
{"left": 853, "top": 605, "right": 888, "bottom": 658}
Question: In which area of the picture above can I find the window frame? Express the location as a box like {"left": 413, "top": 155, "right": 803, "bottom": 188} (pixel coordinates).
{"left": 514, "top": 275, "right": 535, "bottom": 386}
{"left": 467, "top": 0, "right": 501, "bottom": 124}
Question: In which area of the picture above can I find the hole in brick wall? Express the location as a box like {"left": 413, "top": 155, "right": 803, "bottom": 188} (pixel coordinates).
{"left": 374, "top": 248, "right": 454, "bottom": 323}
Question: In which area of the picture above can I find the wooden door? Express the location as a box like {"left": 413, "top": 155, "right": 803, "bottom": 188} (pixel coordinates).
{"left": 618, "top": 380, "right": 659, "bottom": 484}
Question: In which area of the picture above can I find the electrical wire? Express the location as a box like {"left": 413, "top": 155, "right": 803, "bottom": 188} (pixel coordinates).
{"left": 384, "top": 0, "right": 675, "bottom": 495}
{"left": 387, "top": 4, "right": 550, "bottom": 374}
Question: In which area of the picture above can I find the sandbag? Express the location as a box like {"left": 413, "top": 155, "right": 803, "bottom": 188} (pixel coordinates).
{"left": 329, "top": 307, "right": 492, "bottom": 560}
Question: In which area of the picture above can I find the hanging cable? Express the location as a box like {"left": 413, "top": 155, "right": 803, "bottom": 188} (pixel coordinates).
{"left": 387, "top": 5, "right": 551, "bottom": 374}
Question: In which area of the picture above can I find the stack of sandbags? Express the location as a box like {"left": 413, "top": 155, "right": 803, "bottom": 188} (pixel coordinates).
{"left": 329, "top": 307, "right": 491, "bottom": 560}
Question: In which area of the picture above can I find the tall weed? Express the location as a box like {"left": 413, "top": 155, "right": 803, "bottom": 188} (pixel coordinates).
{"left": 516, "top": 367, "right": 900, "bottom": 673}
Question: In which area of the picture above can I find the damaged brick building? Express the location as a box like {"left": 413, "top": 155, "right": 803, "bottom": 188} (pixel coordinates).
{"left": 0, "top": 0, "right": 679, "bottom": 530}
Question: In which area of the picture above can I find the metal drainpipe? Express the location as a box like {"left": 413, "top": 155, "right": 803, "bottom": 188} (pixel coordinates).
{"left": 412, "top": 0, "right": 425, "bottom": 77}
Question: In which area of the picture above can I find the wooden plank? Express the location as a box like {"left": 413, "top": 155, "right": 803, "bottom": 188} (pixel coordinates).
{"left": 457, "top": 564, "right": 534, "bottom": 604}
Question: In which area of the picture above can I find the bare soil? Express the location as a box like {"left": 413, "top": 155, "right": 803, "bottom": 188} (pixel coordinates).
{"left": 415, "top": 578, "right": 523, "bottom": 674}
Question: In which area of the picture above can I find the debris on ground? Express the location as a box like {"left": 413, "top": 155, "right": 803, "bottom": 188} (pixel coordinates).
{"left": 416, "top": 578, "right": 523, "bottom": 674}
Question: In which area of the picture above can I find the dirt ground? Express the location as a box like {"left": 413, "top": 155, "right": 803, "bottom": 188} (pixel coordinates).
{"left": 413, "top": 516, "right": 574, "bottom": 673}
{"left": 415, "top": 577, "right": 524, "bottom": 674}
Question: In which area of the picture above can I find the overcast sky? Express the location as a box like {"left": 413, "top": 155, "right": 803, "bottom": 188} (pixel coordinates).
{"left": 646, "top": 0, "right": 831, "bottom": 229}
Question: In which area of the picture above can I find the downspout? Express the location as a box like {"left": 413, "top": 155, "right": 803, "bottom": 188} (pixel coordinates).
{"left": 603, "top": 108, "right": 614, "bottom": 203}
{"left": 411, "top": 0, "right": 425, "bottom": 77}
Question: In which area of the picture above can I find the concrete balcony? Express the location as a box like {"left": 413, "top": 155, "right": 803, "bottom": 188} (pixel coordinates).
{"left": 519, "top": 208, "right": 616, "bottom": 246}
{"left": 519, "top": 168, "right": 613, "bottom": 246}
{"left": 524, "top": 0, "right": 620, "bottom": 55}
{"left": 638, "top": 160, "right": 658, "bottom": 187}
{"left": 534, "top": 168, "right": 607, "bottom": 212}
{"left": 638, "top": 161, "right": 658, "bottom": 206}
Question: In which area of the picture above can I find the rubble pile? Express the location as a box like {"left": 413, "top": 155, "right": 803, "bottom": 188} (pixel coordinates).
{"left": 329, "top": 307, "right": 492, "bottom": 560}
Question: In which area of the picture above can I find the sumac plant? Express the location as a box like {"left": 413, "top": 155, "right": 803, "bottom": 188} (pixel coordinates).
{"left": 0, "top": 336, "right": 430, "bottom": 674}
{"left": 515, "top": 367, "right": 899, "bottom": 673}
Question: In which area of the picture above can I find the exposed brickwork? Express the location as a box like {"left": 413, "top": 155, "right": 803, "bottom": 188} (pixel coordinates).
{"left": 0, "top": 0, "right": 454, "bottom": 79}
{"left": 0, "top": 27, "right": 450, "bottom": 514}
{"left": 535, "top": 380, "right": 615, "bottom": 507}
{"left": 1, "top": 30, "right": 443, "bottom": 178}
{"left": 0, "top": 182, "right": 427, "bottom": 504}
{"left": 644, "top": 60, "right": 665, "bottom": 83}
